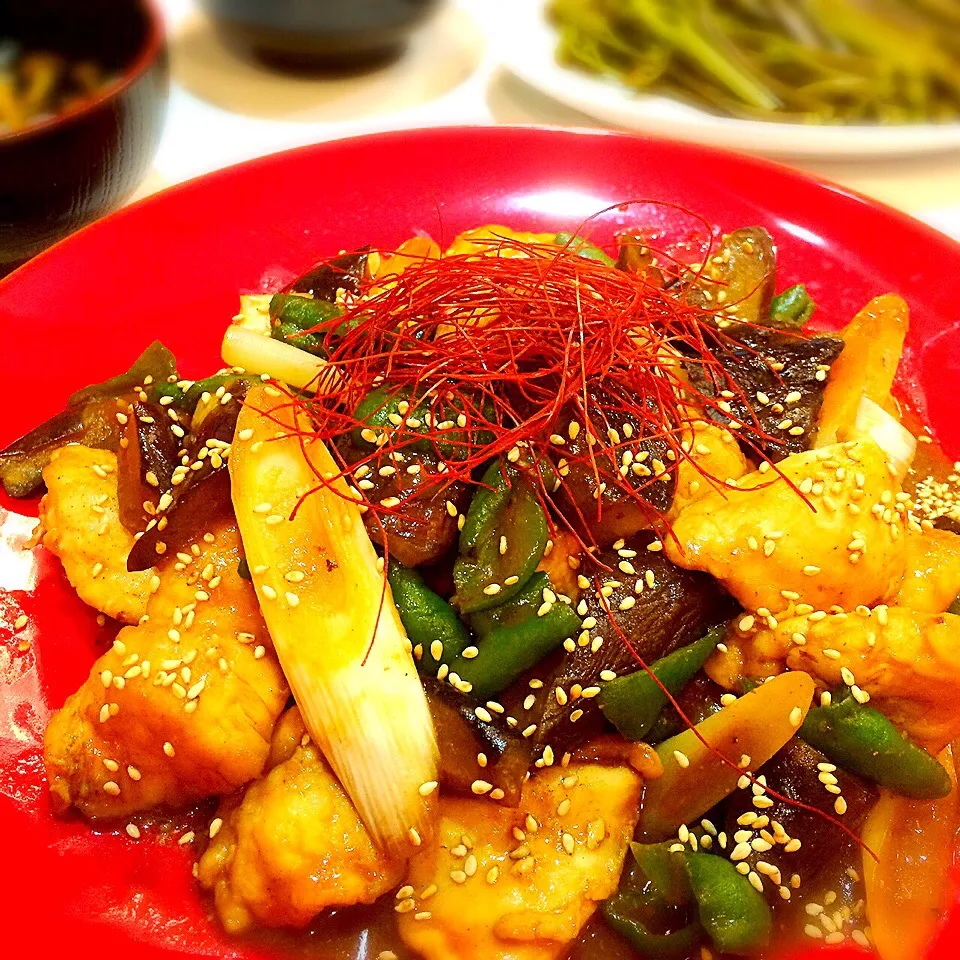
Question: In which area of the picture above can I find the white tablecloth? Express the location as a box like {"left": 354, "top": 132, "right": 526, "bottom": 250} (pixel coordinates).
{"left": 150, "top": 0, "right": 960, "bottom": 241}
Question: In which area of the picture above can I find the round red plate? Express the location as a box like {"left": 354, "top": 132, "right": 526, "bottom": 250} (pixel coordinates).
{"left": 0, "top": 126, "right": 958, "bottom": 960}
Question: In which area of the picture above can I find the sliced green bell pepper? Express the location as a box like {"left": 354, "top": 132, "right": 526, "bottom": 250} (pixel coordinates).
{"left": 598, "top": 626, "right": 723, "bottom": 741}
{"left": 685, "top": 852, "right": 772, "bottom": 955}
{"left": 768, "top": 284, "right": 816, "bottom": 331}
{"left": 601, "top": 843, "right": 700, "bottom": 958}
{"left": 447, "top": 572, "right": 578, "bottom": 698}
{"left": 800, "top": 689, "right": 951, "bottom": 800}
{"left": 452, "top": 459, "right": 548, "bottom": 613}
{"left": 352, "top": 386, "right": 490, "bottom": 461}
{"left": 554, "top": 231, "right": 616, "bottom": 266}
{"left": 269, "top": 292, "right": 342, "bottom": 356}
{"left": 387, "top": 562, "right": 472, "bottom": 674}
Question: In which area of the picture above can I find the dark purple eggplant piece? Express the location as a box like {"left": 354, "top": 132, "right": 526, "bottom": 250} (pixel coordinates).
{"left": 423, "top": 678, "right": 532, "bottom": 807}
{"left": 115, "top": 400, "right": 183, "bottom": 533}
{"left": 499, "top": 533, "right": 735, "bottom": 757}
{"left": 126, "top": 395, "right": 244, "bottom": 572}
{"left": 0, "top": 397, "right": 128, "bottom": 497}
{"left": 0, "top": 405, "right": 88, "bottom": 496}
{"left": 687, "top": 227, "right": 777, "bottom": 325}
{"left": 0, "top": 341, "right": 177, "bottom": 498}
{"left": 722, "top": 739, "right": 876, "bottom": 898}
{"left": 771, "top": 840, "right": 864, "bottom": 946}
{"left": 286, "top": 248, "right": 369, "bottom": 301}
{"left": 554, "top": 388, "right": 677, "bottom": 547}
{"left": 686, "top": 324, "right": 844, "bottom": 463}
{"left": 339, "top": 438, "right": 471, "bottom": 569}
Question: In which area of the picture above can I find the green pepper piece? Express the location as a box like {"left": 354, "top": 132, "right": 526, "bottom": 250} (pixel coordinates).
{"left": 269, "top": 292, "right": 342, "bottom": 328}
{"left": 448, "top": 572, "right": 578, "bottom": 698}
{"left": 769, "top": 284, "right": 816, "bottom": 331}
{"left": 388, "top": 562, "right": 472, "bottom": 674}
{"left": 601, "top": 843, "right": 700, "bottom": 957}
{"left": 684, "top": 852, "right": 772, "bottom": 955}
{"left": 603, "top": 898, "right": 702, "bottom": 958}
{"left": 452, "top": 459, "right": 548, "bottom": 613}
{"left": 352, "top": 387, "right": 490, "bottom": 461}
{"left": 630, "top": 842, "right": 692, "bottom": 907}
{"left": 554, "top": 231, "right": 616, "bottom": 266}
{"left": 599, "top": 627, "right": 723, "bottom": 741}
{"left": 800, "top": 691, "right": 951, "bottom": 800}
{"left": 269, "top": 293, "right": 341, "bottom": 356}
{"left": 68, "top": 341, "right": 178, "bottom": 406}
{"left": 181, "top": 374, "right": 248, "bottom": 413}
{"left": 147, "top": 381, "right": 186, "bottom": 406}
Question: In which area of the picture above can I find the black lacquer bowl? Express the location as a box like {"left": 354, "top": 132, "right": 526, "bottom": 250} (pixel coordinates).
{"left": 199, "top": 0, "right": 442, "bottom": 68}
{"left": 0, "top": 0, "right": 168, "bottom": 273}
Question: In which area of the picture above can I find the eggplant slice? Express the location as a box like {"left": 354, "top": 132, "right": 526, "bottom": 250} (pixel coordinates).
{"left": 686, "top": 324, "right": 844, "bottom": 463}
{"left": 499, "top": 533, "right": 736, "bottom": 758}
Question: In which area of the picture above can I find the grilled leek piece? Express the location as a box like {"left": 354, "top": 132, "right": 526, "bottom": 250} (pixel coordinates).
{"left": 230, "top": 383, "right": 438, "bottom": 852}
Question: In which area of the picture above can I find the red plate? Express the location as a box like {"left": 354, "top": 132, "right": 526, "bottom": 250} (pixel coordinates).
{"left": 1, "top": 126, "right": 958, "bottom": 960}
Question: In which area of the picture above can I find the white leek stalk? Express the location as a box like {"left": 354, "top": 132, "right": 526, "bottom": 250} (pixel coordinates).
{"left": 221, "top": 325, "right": 340, "bottom": 394}
{"left": 230, "top": 384, "right": 437, "bottom": 851}
{"left": 854, "top": 395, "right": 916, "bottom": 482}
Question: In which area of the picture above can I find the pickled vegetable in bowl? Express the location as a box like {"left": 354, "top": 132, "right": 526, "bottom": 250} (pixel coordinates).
{"left": 3, "top": 217, "right": 959, "bottom": 960}
{"left": 0, "top": 40, "right": 117, "bottom": 134}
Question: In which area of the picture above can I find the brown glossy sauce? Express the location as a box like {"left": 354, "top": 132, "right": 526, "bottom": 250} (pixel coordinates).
{"left": 238, "top": 900, "right": 415, "bottom": 960}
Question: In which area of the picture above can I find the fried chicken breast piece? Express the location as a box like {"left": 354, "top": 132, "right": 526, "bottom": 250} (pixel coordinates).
{"left": 397, "top": 761, "right": 642, "bottom": 960}
{"left": 718, "top": 607, "right": 960, "bottom": 751}
{"left": 43, "top": 516, "right": 288, "bottom": 819}
{"left": 665, "top": 439, "right": 906, "bottom": 614}
{"left": 667, "top": 420, "right": 749, "bottom": 521}
{"left": 887, "top": 528, "right": 960, "bottom": 614}
{"left": 38, "top": 445, "right": 156, "bottom": 623}
{"left": 198, "top": 707, "right": 405, "bottom": 933}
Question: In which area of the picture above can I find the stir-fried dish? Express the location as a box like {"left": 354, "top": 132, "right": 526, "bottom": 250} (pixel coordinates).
{"left": 3, "top": 221, "right": 959, "bottom": 960}
{"left": 0, "top": 40, "right": 115, "bottom": 134}
{"left": 549, "top": 0, "right": 960, "bottom": 124}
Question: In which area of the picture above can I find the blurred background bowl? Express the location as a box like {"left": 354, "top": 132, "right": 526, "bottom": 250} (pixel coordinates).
{"left": 0, "top": 0, "right": 168, "bottom": 274}
{"left": 199, "top": 0, "right": 443, "bottom": 69}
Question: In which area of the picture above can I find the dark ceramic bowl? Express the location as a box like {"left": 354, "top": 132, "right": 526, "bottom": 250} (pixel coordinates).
{"left": 200, "top": 0, "right": 442, "bottom": 68}
{"left": 0, "top": 0, "right": 168, "bottom": 273}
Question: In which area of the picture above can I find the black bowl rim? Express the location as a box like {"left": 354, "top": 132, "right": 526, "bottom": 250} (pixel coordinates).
{"left": 0, "top": 0, "right": 166, "bottom": 146}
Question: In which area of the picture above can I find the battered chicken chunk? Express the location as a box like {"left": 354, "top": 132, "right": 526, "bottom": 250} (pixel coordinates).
{"left": 39, "top": 445, "right": 156, "bottom": 623}
{"left": 397, "top": 761, "right": 642, "bottom": 960}
{"left": 667, "top": 420, "right": 749, "bottom": 521}
{"left": 665, "top": 439, "right": 906, "bottom": 614}
{"left": 43, "top": 517, "right": 288, "bottom": 819}
{"left": 720, "top": 607, "right": 960, "bottom": 751}
{"left": 887, "top": 528, "right": 960, "bottom": 613}
{"left": 199, "top": 707, "right": 405, "bottom": 933}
